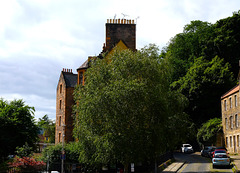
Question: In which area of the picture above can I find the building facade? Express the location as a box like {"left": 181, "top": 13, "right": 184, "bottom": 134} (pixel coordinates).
{"left": 55, "top": 69, "right": 77, "bottom": 144}
{"left": 55, "top": 19, "right": 136, "bottom": 144}
{"left": 221, "top": 85, "right": 240, "bottom": 153}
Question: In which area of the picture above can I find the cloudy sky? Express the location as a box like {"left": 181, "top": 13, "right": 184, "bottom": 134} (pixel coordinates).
{"left": 0, "top": 0, "right": 239, "bottom": 121}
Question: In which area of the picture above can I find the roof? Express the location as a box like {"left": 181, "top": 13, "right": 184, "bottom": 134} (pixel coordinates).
{"left": 62, "top": 72, "right": 77, "bottom": 87}
{"left": 77, "top": 59, "right": 89, "bottom": 70}
{"left": 221, "top": 85, "right": 239, "bottom": 99}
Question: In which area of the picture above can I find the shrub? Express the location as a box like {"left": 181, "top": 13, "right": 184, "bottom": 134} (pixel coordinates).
{"left": 8, "top": 156, "right": 46, "bottom": 172}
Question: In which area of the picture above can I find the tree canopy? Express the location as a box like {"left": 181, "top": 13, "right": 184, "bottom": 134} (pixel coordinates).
{"left": 73, "top": 46, "right": 192, "bottom": 171}
{"left": 0, "top": 99, "right": 39, "bottom": 160}
{"left": 161, "top": 11, "right": 239, "bottom": 127}
{"left": 37, "top": 114, "right": 55, "bottom": 143}
{"left": 197, "top": 118, "right": 222, "bottom": 146}
{"left": 171, "top": 56, "right": 234, "bottom": 125}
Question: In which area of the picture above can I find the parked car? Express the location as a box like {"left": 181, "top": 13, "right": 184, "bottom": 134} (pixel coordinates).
{"left": 212, "top": 152, "right": 231, "bottom": 168}
{"left": 211, "top": 149, "right": 228, "bottom": 158}
{"left": 181, "top": 144, "right": 194, "bottom": 153}
{"left": 201, "top": 146, "right": 216, "bottom": 157}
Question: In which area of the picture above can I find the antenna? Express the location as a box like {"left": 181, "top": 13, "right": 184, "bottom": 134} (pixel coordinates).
{"left": 135, "top": 16, "right": 140, "bottom": 24}
{"left": 121, "top": 13, "right": 129, "bottom": 19}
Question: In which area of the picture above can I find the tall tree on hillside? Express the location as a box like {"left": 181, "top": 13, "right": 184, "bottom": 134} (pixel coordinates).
{"left": 73, "top": 46, "right": 192, "bottom": 172}
{"left": 161, "top": 20, "right": 213, "bottom": 82}
{"left": 0, "top": 99, "right": 39, "bottom": 160}
{"left": 171, "top": 56, "right": 235, "bottom": 126}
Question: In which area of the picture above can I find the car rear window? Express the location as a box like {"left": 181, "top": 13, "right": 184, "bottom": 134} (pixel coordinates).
{"left": 215, "top": 150, "right": 226, "bottom": 153}
{"left": 215, "top": 155, "right": 228, "bottom": 158}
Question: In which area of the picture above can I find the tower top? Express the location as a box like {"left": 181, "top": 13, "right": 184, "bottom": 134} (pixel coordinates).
{"left": 106, "top": 19, "right": 135, "bottom": 24}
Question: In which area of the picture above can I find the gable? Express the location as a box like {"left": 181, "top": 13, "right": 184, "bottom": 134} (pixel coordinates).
{"left": 106, "top": 40, "right": 128, "bottom": 58}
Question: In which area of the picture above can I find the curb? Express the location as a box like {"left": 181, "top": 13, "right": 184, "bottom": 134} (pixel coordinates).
{"left": 232, "top": 162, "right": 238, "bottom": 173}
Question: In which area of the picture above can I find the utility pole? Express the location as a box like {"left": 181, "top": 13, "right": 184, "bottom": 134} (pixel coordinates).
{"left": 61, "top": 124, "right": 66, "bottom": 173}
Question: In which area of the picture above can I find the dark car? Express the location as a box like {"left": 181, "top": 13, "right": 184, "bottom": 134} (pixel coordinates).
{"left": 201, "top": 146, "right": 216, "bottom": 157}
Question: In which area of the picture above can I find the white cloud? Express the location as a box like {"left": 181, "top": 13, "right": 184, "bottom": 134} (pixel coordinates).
{"left": 0, "top": 0, "right": 240, "bottom": 121}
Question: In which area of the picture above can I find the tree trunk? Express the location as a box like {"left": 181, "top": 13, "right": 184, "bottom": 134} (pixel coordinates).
{"left": 124, "top": 163, "right": 129, "bottom": 173}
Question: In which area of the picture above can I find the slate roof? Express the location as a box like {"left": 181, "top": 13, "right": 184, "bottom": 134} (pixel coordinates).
{"left": 221, "top": 85, "right": 239, "bottom": 99}
{"left": 63, "top": 72, "right": 78, "bottom": 88}
{"left": 77, "top": 59, "right": 89, "bottom": 70}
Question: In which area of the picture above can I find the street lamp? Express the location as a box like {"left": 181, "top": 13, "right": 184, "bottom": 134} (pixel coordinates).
{"left": 61, "top": 123, "right": 66, "bottom": 173}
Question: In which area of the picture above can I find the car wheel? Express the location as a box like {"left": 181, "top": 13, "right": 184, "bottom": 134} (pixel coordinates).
{"left": 212, "top": 164, "right": 215, "bottom": 169}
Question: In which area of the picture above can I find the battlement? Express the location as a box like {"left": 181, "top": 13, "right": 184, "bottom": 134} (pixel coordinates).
{"left": 62, "top": 68, "right": 73, "bottom": 73}
{"left": 107, "top": 19, "right": 135, "bottom": 24}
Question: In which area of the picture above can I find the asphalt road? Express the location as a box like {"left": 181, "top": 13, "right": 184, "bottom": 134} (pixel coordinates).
{"left": 174, "top": 152, "right": 233, "bottom": 173}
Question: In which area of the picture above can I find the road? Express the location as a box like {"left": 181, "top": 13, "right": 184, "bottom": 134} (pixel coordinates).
{"left": 174, "top": 152, "right": 233, "bottom": 173}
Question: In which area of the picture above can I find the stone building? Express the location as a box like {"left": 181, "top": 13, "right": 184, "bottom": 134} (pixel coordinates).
{"left": 55, "top": 69, "right": 77, "bottom": 144}
{"left": 221, "top": 84, "right": 240, "bottom": 153}
{"left": 55, "top": 19, "right": 136, "bottom": 144}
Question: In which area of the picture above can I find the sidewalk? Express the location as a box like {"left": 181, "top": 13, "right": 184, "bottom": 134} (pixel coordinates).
{"left": 231, "top": 155, "right": 240, "bottom": 173}
{"left": 161, "top": 154, "right": 240, "bottom": 173}
{"left": 162, "top": 161, "right": 185, "bottom": 173}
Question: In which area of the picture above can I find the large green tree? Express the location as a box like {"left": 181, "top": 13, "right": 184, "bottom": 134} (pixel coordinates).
{"left": 171, "top": 56, "right": 234, "bottom": 126}
{"left": 161, "top": 20, "right": 213, "bottom": 82}
{"left": 0, "top": 99, "right": 39, "bottom": 160}
{"left": 73, "top": 46, "right": 192, "bottom": 172}
{"left": 37, "top": 114, "right": 55, "bottom": 143}
{"left": 197, "top": 118, "right": 222, "bottom": 146}
{"left": 161, "top": 12, "right": 240, "bottom": 127}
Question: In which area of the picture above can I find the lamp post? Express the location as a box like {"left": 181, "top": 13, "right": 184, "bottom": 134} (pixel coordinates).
{"left": 61, "top": 123, "right": 66, "bottom": 173}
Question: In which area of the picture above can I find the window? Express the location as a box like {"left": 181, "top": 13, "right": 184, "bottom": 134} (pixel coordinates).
{"left": 230, "top": 97, "right": 232, "bottom": 108}
{"left": 59, "top": 116, "right": 61, "bottom": 126}
{"left": 59, "top": 133, "right": 61, "bottom": 143}
{"left": 79, "top": 72, "right": 83, "bottom": 85}
{"left": 230, "top": 136, "right": 233, "bottom": 147}
{"left": 236, "top": 114, "right": 238, "bottom": 128}
{"left": 225, "top": 118, "right": 228, "bottom": 130}
{"left": 238, "top": 135, "right": 239, "bottom": 147}
{"left": 235, "top": 95, "right": 237, "bottom": 107}
{"left": 230, "top": 116, "right": 234, "bottom": 128}
{"left": 60, "top": 100, "right": 62, "bottom": 110}
{"left": 226, "top": 137, "right": 228, "bottom": 147}
{"left": 60, "top": 84, "right": 62, "bottom": 94}
{"left": 224, "top": 100, "right": 227, "bottom": 111}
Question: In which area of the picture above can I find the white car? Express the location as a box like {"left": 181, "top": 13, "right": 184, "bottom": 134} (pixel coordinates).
{"left": 181, "top": 144, "right": 194, "bottom": 153}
